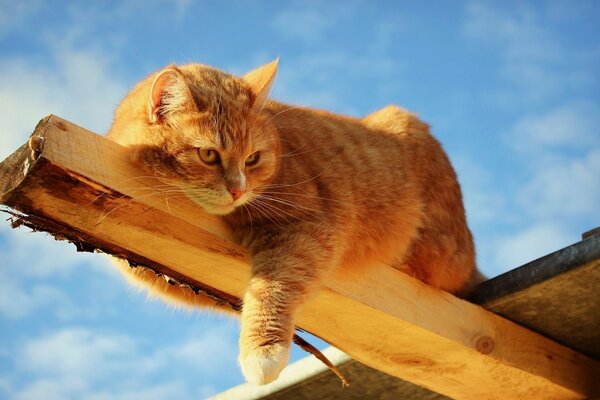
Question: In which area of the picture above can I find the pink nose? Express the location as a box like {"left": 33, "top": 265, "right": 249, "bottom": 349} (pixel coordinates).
{"left": 229, "top": 187, "right": 246, "bottom": 201}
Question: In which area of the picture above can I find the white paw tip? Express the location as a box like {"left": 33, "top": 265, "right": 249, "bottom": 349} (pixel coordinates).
{"left": 239, "top": 343, "right": 290, "bottom": 385}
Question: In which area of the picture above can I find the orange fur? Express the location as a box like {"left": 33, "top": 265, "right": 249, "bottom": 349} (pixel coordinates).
{"left": 107, "top": 59, "right": 479, "bottom": 384}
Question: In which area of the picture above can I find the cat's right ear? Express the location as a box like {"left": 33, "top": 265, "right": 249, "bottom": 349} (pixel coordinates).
{"left": 148, "top": 67, "right": 192, "bottom": 124}
{"left": 243, "top": 58, "right": 279, "bottom": 110}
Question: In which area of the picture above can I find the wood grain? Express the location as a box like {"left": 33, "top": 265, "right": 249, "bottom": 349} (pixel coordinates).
{"left": 1, "top": 115, "right": 599, "bottom": 400}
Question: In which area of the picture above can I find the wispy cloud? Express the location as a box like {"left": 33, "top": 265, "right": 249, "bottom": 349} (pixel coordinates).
{"left": 7, "top": 324, "right": 238, "bottom": 399}
{"left": 510, "top": 101, "right": 600, "bottom": 150}
{"left": 459, "top": 2, "right": 600, "bottom": 275}
{"left": 0, "top": 279, "right": 75, "bottom": 319}
{"left": 0, "top": 0, "right": 43, "bottom": 39}
{"left": 453, "top": 156, "right": 509, "bottom": 226}
{"left": 482, "top": 104, "right": 600, "bottom": 274}
{"left": 18, "top": 328, "right": 137, "bottom": 378}
{"left": 493, "top": 222, "right": 573, "bottom": 270}
{"left": 509, "top": 100, "right": 600, "bottom": 222}
{"left": 271, "top": 8, "right": 334, "bottom": 43}
{"left": 0, "top": 41, "right": 126, "bottom": 160}
{"left": 270, "top": 1, "right": 362, "bottom": 44}
{"left": 463, "top": 1, "right": 597, "bottom": 105}
{"left": 518, "top": 148, "right": 600, "bottom": 220}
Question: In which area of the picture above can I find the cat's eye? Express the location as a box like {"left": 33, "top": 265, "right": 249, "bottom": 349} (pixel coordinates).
{"left": 245, "top": 151, "right": 260, "bottom": 166}
{"left": 198, "top": 148, "right": 220, "bottom": 165}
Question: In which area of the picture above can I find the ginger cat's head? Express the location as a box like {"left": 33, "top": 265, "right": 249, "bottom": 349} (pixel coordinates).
{"left": 108, "top": 60, "right": 281, "bottom": 215}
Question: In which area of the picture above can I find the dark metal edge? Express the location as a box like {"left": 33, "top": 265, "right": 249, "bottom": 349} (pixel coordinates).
{"left": 468, "top": 235, "right": 600, "bottom": 306}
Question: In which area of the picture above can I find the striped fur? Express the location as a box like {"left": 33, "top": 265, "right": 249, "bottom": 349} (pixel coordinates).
{"left": 107, "top": 60, "right": 479, "bottom": 384}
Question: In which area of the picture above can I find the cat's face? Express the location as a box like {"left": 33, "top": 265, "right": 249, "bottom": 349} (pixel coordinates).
{"left": 129, "top": 61, "right": 280, "bottom": 215}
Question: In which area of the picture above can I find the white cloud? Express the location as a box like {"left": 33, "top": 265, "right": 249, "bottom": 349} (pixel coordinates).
{"left": 0, "top": 10, "right": 126, "bottom": 320}
{"left": 0, "top": 0, "right": 43, "bottom": 38}
{"left": 271, "top": 8, "right": 334, "bottom": 43}
{"left": 8, "top": 325, "right": 238, "bottom": 400}
{"left": 0, "top": 38, "right": 126, "bottom": 161}
{"left": 511, "top": 102, "right": 600, "bottom": 150}
{"left": 152, "top": 327, "right": 239, "bottom": 376}
{"left": 13, "top": 378, "right": 87, "bottom": 400}
{"left": 459, "top": 103, "right": 600, "bottom": 275}
{"left": 0, "top": 222, "right": 108, "bottom": 279}
{"left": 0, "top": 221, "right": 120, "bottom": 320}
{"left": 0, "top": 377, "right": 12, "bottom": 397}
{"left": 464, "top": 2, "right": 563, "bottom": 64}
{"left": 463, "top": 2, "right": 596, "bottom": 104}
{"left": 0, "top": 278, "right": 75, "bottom": 319}
{"left": 507, "top": 101, "right": 600, "bottom": 221}
{"left": 270, "top": 1, "right": 363, "bottom": 44}
{"left": 518, "top": 148, "right": 600, "bottom": 220}
{"left": 272, "top": 49, "right": 403, "bottom": 114}
{"left": 461, "top": 3, "right": 600, "bottom": 276}
{"left": 81, "top": 381, "right": 199, "bottom": 400}
{"left": 493, "top": 222, "right": 574, "bottom": 272}
{"left": 13, "top": 378, "right": 200, "bottom": 400}
{"left": 453, "top": 156, "right": 508, "bottom": 226}
{"left": 19, "top": 328, "right": 137, "bottom": 378}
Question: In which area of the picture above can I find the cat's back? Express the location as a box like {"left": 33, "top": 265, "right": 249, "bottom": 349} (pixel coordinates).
{"left": 258, "top": 102, "right": 475, "bottom": 292}
{"left": 261, "top": 102, "right": 441, "bottom": 187}
{"left": 263, "top": 102, "right": 433, "bottom": 154}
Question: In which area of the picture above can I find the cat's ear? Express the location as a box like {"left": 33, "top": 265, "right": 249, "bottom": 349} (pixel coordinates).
{"left": 148, "top": 66, "right": 193, "bottom": 124}
{"left": 243, "top": 58, "right": 279, "bottom": 108}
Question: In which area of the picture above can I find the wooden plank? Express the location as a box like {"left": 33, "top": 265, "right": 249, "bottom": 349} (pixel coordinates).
{"left": 470, "top": 235, "right": 600, "bottom": 360}
{"left": 214, "top": 237, "right": 600, "bottom": 400}
{"left": 210, "top": 347, "right": 449, "bottom": 400}
{"left": 2, "top": 115, "right": 600, "bottom": 400}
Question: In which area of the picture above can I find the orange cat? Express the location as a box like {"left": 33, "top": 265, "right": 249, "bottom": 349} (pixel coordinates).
{"left": 107, "top": 59, "right": 479, "bottom": 384}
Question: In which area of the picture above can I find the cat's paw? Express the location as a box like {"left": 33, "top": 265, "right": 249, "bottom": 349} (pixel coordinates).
{"left": 239, "top": 342, "right": 290, "bottom": 385}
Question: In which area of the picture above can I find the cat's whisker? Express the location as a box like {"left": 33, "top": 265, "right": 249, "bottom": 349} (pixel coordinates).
{"left": 254, "top": 199, "right": 331, "bottom": 229}
{"left": 260, "top": 125, "right": 314, "bottom": 137}
{"left": 258, "top": 190, "right": 353, "bottom": 207}
{"left": 93, "top": 183, "right": 199, "bottom": 222}
{"left": 250, "top": 197, "right": 324, "bottom": 227}
{"left": 247, "top": 199, "right": 290, "bottom": 230}
{"left": 251, "top": 105, "right": 303, "bottom": 137}
{"left": 86, "top": 173, "right": 190, "bottom": 205}
{"left": 242, "top": 204, "right": 253, "bottom": 238}
{"left": 258, "top": 164, "right": 332, "bottom": 190}
{"left": 165, "top": 193, "right": 172, "bottom": 214}
{"left": 277, "top": 147, "right": 320, "bottom": 159}
{"left": 95, "top": 189, "right": 168, "bottom": 224}
{"left": 256, "top": 194, "right": 327, "bottom": 216}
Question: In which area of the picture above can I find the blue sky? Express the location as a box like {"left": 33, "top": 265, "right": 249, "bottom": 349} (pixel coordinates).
{"left": 0, "top": 1, "right": 599, "bottom": 399}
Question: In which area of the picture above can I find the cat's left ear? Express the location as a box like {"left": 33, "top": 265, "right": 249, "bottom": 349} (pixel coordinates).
{"left": 243, "top": 58, "right": 279, "bottom": 109}
{"left": 148, "top": 66, "right": 193, "bottom": 124}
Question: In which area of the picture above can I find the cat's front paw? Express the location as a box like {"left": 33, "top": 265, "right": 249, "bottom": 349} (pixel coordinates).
{"left": 239, "top": 342, "right": 290, "bottom": 385}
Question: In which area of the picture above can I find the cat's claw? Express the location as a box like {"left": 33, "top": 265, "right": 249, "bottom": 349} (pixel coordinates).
{"left": 239, "top": 342, "right": 290, "bottom": 385}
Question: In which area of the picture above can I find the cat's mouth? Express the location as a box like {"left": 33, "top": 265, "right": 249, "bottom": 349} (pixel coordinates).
{"left": 202, "top": 202, "right": 237, "bottom": 215}
{"left": 184, "top": 190, "right": 252, "bottom": 215}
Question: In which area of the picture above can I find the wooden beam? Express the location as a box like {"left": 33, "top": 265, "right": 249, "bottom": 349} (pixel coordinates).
{"left": 2, "top": 115, "right": 599, "bottom": 400}
{"left": 211, "top": 237, "right": 600, "bottom": 400}
{"left": 471, "top": 235, "right": 600, "bottom": 360}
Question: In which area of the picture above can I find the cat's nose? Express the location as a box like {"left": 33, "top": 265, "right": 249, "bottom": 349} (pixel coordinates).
{"left": 229, "top": 187, "right": 246, "bottom": 201}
